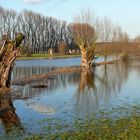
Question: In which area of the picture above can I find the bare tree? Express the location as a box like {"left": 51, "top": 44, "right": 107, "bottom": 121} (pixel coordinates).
{"left": 71, "top": 11, "right": 96, "bottom": 67}
{"left": 0, "top": 6, "right": 131, "bottom": 58}
{"left": 58, "top": 41, "right": 67, "bottom": 54}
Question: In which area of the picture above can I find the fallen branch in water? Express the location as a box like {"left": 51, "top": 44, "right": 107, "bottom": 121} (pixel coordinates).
{"left": 94, "top": 59, "right": 119, "bottom": 66}
{"left": 12, "top": 66, "right": 82, "bottom": 85}
{"left": 11, "top": 59, "right": 119, "bottom": 86}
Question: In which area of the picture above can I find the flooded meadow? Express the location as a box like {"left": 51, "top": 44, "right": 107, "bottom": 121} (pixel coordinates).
{"left": 1, "top": 57, "right": 140, "bottom": 139}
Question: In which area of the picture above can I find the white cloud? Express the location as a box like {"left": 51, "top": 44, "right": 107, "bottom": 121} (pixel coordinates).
{"left": 23, "top": 0, "right": 67, "bottom": 4}
{"left": 23, "top": 0, "right": 42, "bottom": 4}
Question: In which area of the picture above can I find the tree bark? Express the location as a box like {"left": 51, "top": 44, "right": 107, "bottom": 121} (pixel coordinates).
{"left": 0, "top": 33, "right": 25, "bottom": 89}
{"left": 81, "top": 46, "right": 95, "bottom": 67}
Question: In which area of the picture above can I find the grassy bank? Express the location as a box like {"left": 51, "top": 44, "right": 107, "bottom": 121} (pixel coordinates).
{"left": 22, "top": 102, "right": 140, "bottom": 140}
{"left": 3, "top": 98, "right": 140, "bottom": 140}
{"left": 17, "top": 53, "right": 81, "bottom": 60}
{"left": 16, "top": 53, "right": 131, "bottom": 61}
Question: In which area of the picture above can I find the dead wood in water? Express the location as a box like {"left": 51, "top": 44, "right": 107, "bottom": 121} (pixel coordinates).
{"left": 12, "top": 66, "right": 82, "bottom": 86}
{"left": 94, "top": 59, "right": 119, "bottom": 66}
{"left": 11, "top": 60, "right": 119, "bottom": 86}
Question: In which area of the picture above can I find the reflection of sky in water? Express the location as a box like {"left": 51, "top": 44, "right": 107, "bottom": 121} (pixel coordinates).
{"left": 2, "top": 59, "right": 140, "bottom": 136}
{"left": 110, "top": 69, "right": 140, "bottom": 105}
{"left": 15, "top": 56, "right": 113, "bottom": 67}
{"left": 15, "top": 57, "right": 81, "bottom": 67}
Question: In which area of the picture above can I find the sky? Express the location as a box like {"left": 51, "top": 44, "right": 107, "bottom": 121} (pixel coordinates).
{"left": 0, "top": 0, "right": 140, "bottom": 38}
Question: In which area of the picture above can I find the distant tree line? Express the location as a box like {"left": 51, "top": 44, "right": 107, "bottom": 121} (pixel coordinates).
{"left": 0, "top": 6, "right": 131, "bottom": 54}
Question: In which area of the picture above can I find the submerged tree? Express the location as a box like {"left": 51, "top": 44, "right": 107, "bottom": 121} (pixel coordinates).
{"left": 71, "top": 11, "right": 96, "bottom": 67}
{"left": 0, "top": 33, "right": 25, "bottom": 89}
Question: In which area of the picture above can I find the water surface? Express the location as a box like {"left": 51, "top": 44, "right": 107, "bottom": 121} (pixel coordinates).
{"left": 1, "top": 57, "right": 140, "bottom": 138}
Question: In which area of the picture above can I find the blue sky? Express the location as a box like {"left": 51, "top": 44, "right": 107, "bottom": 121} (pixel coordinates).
{"left": 0, "top": 0, "right": 140, "bottom": 38}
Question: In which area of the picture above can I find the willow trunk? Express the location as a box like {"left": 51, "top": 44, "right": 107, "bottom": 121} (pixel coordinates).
{"left": 0, "top": 34, "right": 24, "bottom": 89}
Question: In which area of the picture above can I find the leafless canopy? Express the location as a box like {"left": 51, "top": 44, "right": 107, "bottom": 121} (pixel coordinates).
{"left": 71, "top": 10, "right": 96, "bottom": 50}
{"left": 71, "top": 23, "right": 95, "bottom": 49}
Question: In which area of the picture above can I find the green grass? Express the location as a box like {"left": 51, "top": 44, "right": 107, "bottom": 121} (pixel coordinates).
{"left": 23, "top": 103, "right": 140, "bottom": 140}
{"left": 24, "top": 116, "right": 140, "bottom": 140}
{"left": 17, "top": 53, "right": 81, "bottom": 60}
{"left": 2, "top": 103, "right": 140, "bottom": 140}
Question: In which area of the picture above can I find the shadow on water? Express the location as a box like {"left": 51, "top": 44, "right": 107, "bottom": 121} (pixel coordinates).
{"left": 0, "top": 93, "right": 23, "bottom": 135}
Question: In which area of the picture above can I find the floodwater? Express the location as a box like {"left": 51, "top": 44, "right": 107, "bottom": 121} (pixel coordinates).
{"left": 1, "top": 57, "right": 140, "bottom": 139}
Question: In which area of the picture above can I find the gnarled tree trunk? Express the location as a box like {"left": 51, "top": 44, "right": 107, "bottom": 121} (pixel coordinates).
{"left": 80, "top": 44, "right": 96, "bottom": 67}
{"left": 0, "top": 33, "right": 25, "bottom": 89}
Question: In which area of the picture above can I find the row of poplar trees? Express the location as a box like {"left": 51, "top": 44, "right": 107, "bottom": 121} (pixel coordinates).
{"left": 0, "top": 6, "right": 129, "bottom": 54}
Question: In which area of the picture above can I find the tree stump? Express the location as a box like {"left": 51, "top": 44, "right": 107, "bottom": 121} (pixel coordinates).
{"left": 0, "top": 33, "right": 25, "bottom": 90}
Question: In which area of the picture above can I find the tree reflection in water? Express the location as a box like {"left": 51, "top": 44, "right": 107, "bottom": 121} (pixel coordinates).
{"left": 74, "top": 61, "right": 130, "bottom": 117}
{"left": 0, "top": 93, "right": 22, "bottom": 134}
{"left": 12, "top": 61, "right": 132, "bottom": 119}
